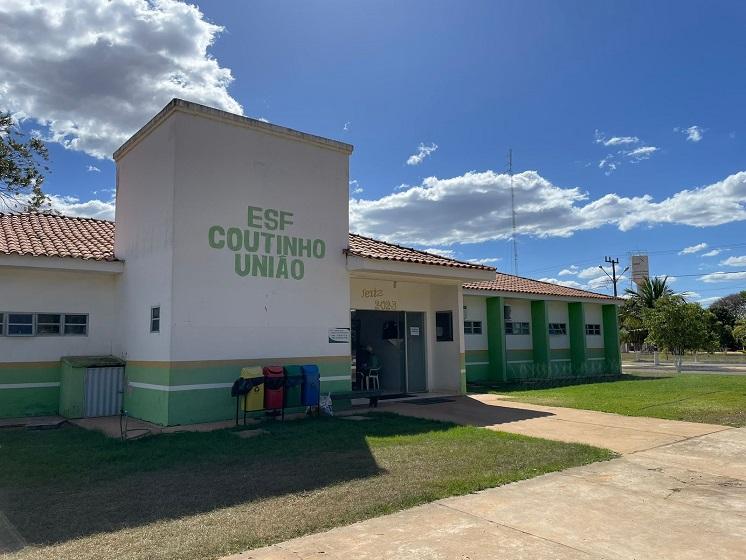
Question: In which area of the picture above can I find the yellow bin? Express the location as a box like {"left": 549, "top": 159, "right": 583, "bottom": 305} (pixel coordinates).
{"left": 240, "top": 366, "right": 264, "bottom": 411}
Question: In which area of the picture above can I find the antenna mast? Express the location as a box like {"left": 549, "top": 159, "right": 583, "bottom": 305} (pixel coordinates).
{"left": 508, "top": 149, "right": 518, "bottom": 274}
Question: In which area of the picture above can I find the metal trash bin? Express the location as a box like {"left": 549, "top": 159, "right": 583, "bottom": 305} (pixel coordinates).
{"left": 283, "top": 365, "right": 303, "bottom": 408}
{"left": 263, "top": 365, "right": 284, "bottom": 410}
{"left": 240, "top": 366, "right": 264, "bottom": 411}
{"left": 301, "top": 364, "right": 320, "bottom": 407}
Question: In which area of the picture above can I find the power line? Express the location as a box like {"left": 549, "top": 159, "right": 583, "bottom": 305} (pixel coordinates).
{"left": 599, "top": 256, "right": 629, "bottom": 297}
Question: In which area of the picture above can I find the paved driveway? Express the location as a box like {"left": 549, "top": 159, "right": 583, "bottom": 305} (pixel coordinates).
{"left": 231, "top": 397, "right": 746, "bottom": 560}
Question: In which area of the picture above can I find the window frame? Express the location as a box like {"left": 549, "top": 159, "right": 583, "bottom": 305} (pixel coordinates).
{"left": 6, "top": 312, "right": 35, "bottom": 337}
{"left": 63, "top": 313, "right": 89, "bottom": 336}
{"left": 150, "top": 306, "right": 161, "bottom": 334}
{"left": 36, "top": 313, "right": 62, "bottom": 336}
{"left": 435, "top": 311, "right": 453, "bottom": 342}
{"left": 548, "top": 322, "right": 567, "bottom": 336}
{"left": 585, "top": 323, "right": 602, "bottom": 336}
{"left": 464, "top": 320, "right": 483, "bottom": 335}
{"left": 505, "top": 321, "right": 530, "bottom": 335}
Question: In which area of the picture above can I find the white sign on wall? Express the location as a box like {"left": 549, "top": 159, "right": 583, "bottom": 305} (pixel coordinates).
{"left": 328, "top": 328, "right": 351, "bottom": 344}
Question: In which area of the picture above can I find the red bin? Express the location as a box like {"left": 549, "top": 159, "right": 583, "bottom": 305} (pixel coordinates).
{"left": 263, "top": 365, "right": 285, "bottom": 410}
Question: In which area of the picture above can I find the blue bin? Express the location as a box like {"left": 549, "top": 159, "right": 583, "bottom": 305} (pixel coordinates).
{"left": 301, "top": 364, "right": 320, "bottom": 406}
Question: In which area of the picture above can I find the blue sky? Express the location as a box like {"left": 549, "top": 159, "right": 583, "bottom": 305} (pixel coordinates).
{"left": 2, "top": 0, "right": 745, "bottom": 303}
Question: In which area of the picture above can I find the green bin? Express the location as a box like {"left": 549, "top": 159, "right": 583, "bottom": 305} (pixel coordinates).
{"left": 283, "top": 365, "right": 303, "bottom": 408}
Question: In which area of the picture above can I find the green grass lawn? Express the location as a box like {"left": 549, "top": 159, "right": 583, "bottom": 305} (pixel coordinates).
{"left": 0, "top": 413, "right": 612, "bottom": 560}
{"left": 495, "top": 373, "right": 746, "bottom": 427}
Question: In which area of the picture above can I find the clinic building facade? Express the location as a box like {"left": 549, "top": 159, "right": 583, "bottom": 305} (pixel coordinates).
{"left": 0, "top": 99, "right": 621, "bottom": 426}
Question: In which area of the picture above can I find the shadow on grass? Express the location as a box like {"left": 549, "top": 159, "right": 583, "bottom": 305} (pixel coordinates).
{"left": 469, "top": 373, "right": 675, "bottom": 394}
{"left": 0, "top": 413, "right": 450, "bottom": 547}
{"left": 385, "top": 395, "right": 555, "bottom": 426}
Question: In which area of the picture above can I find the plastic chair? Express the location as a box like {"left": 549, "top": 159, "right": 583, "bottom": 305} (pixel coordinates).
{"left": 366, "top": 367, "right": 381, "bottom": 390}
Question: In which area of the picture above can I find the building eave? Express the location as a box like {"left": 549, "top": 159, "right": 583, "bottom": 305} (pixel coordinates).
{"left": 0, "top": 254, "right": 124, "bottom": 274}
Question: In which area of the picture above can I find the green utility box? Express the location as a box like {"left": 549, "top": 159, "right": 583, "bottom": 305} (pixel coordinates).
{"left": 59, "top": 356, "right": 126, "bottom": 418}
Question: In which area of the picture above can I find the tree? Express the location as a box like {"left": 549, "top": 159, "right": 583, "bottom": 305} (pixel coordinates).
{"left": 643, "top": 297, "right": 717, "bottom": 372}
{"left": 709, "top": 292, "right": 746, "bottom": 350}
{"left": 0, "top": 112, "right": 49, "bottom": 211}
{"left": 620, "top": 276, "right": 677, "bottom": 350}
{"left": 734, "top": 323, "right": 746, "bottom": 351}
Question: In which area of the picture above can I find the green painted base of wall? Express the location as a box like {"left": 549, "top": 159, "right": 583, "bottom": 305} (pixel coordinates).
{"left": 124, "top": 356, "right": 353, "bottom": 426}
{"left": 0, "top": 362, "right": 61, "bottom": 418}
{"left": 465, "top": 350, "right": 490, "bottom": 383}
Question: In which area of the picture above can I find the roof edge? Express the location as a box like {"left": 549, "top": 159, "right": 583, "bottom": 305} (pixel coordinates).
{"left": 347, "top": 232, "right": 496, "bottom": 271}
{"left": 113, "top": 98, "right": 354, "bottom": 161}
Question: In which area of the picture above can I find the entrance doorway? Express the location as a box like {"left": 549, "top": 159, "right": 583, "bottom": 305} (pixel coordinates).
{"left": 350, "top": 310, "right": 427, "bottom": 394}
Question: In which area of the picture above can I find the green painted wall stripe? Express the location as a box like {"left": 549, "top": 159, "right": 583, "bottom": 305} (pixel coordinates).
{"left": 506, "top": 349, "right": 533, "bottom": 361}
{"left": 0, "top": 363, "right": 61, "bottom": 384}
{"left": 531, "top": 300, "right": 550, "bottom": 377}
{"left": 486, "top": 296, "right": 507, "bottom": 382}
{"left": 0, "top": 387, "right": 59, "bottom": 418}
{"left": 568, "top": 302, "right": 587, "bottom": 374}
{"left": 602, "top": 304, "right": 622, "bottom": 374}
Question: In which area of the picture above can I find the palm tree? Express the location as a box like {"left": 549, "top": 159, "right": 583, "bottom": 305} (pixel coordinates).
{"left": 620, "top": 276, "right": 677, "bottom": 351}
{"left": 624, "top": 276, "right": 675, "bottom": 308}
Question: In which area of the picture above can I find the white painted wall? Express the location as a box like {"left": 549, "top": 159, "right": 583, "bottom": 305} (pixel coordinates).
{"left": 350, "top": 279, "right": 431, "bottom": 312}
{"left": 0, "top": 267, "right": 118, "bottom": 362}
{"left": 167, "top": 111, "right": 351, "bottom": 361}
{"left": 548, "top": 300, "right": 569, "bottom": 349}
{"left": 114, "top": 117, "right": 176, "bottom": 361}
{"left": 462, "top": 295, "right": 487, "bottom": 351}
{"left": 505, "top": 298, "right": 532, "bottom": 350}
{"left": 585, "top": 303, "right": 604, "bottom": 348}
{"left": 430, "top": 284, "right": 464, "bottom": 393}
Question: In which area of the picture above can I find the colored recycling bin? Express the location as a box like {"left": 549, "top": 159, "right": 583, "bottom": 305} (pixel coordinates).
{"left": 301, "top": 364, "right": 320, "bottom": 406}
{"left": 263, "top": 365, "right": 285, "bottom": 410}
{"left": 240, "top": 366, "right": 264, "bottom": 411}
{"left": 283, "top": 365, "right": 303, "bottom": 408}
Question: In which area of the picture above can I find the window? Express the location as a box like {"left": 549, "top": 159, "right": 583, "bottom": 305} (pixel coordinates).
{"left": 435, "top": 311, "right": 453, "bottom": 341}
{"left": 0, "top": 313, "right": 3, "bottom": 336}
{"left": 64, "top": 314, "right": 88, "bottom": 335}
{"left": 503, "top": 305, "right": 512, "bottom": 320}
{"left": 8, "top": 313, "right": 33, "bottom": 336}
{"left": 37, "top": 313, "right": 62, "bottom": 335}
{"left": 150, "top": 306, "right": 160, "bottom": 333}
{"left": 585, "top": 323, "right": 601, "bottom": 336}
{"left": 548, "top": 323, "right": 567, "bottom": 336}
{"left": 464, "top": 320, "right": 482, "bottom": 335}
{"left": 505, "top": 321, "right": 530, "bottom": 335}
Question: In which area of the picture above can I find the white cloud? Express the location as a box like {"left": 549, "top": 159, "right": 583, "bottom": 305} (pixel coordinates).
{"left": 680, "top": 243, "right": 708, "bottom": 255}
{"left": 468, "top": 257, "right": 501, "bottom": 265}
{"left": 626, "top": 146, "right": 658, "bottom": 160}
{"left": 699, "top": 296, "right": 722, "bottom": 306}
{"left": 577, "top": 266, "right": 603, "bottom": 279}
{"left": 406, "top": 142, "right": 438, "bottom": 166}
{"left": 349, "top": 179, "right": 364, "bottom": 195}
{"left": 422, "top": 247, "right": 455, "bottom": 258}
{"left": 538, "top": 277, "right": 585, "bottom": 289}
{"left": 349, "top": 170, "right": 746, "bottom": 246}
{"left": 0, "top": 0, "right": 241, "bottom": 159}
{"left": 47, "top": 194, "right": 116, "bottom": 220}
{"left": 343, "top": 121, "right": 351, "bottom": 132}
{"left": 701, "top": 249, "right": 722, "bottom": 257}
{"left": 700, "top": 271, "right": 746, "bottom": 283}
{"left": 255, "top": 117, "right": 270, "bottom": 123}
{"left": 678, "top": 125, "right": 704, "bottom": 142}
{"left": 594, "top": 130, "right": 640, "bottom": 146}
{"left": 595, "top": 131, "right": 658, "bottom": 174}
{"left": 558, "top": 265, "right": 579, "bottom": 276}
{"left": 86, "top": 165, "right": 101, "bottom": 173}
{"left": 720, "top": 255, "right": 746, "bottom": 267}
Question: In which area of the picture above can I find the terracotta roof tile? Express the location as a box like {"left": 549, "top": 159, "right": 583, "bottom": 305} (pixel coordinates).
{"left": 464, "top": 272, "right": 619, "bottom": 301}
{"left": 347, "top": 233, "right": 495, "bottom": 271}
{"left": 0, "top": 213, "right": 116, "bottom": 261}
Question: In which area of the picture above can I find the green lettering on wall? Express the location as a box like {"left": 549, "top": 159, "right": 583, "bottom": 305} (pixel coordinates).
{"left": 208, "top": 225, "right": 225, "bottom": 249}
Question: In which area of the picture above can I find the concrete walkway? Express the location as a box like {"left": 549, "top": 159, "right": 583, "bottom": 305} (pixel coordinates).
{"left": 230, "top": 397, "right": 746, "bottom": 560}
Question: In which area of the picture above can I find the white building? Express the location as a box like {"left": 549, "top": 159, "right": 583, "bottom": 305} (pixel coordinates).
{"left": 0, "top": 99, "right": 621, "bottom": 425}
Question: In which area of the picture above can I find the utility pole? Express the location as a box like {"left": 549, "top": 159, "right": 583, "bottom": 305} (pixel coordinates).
{"left": 599, "top": 256, "right": 629, "bottom": 297}
{"left": 508, "top": 149, "right": 518, "bottom": 275}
